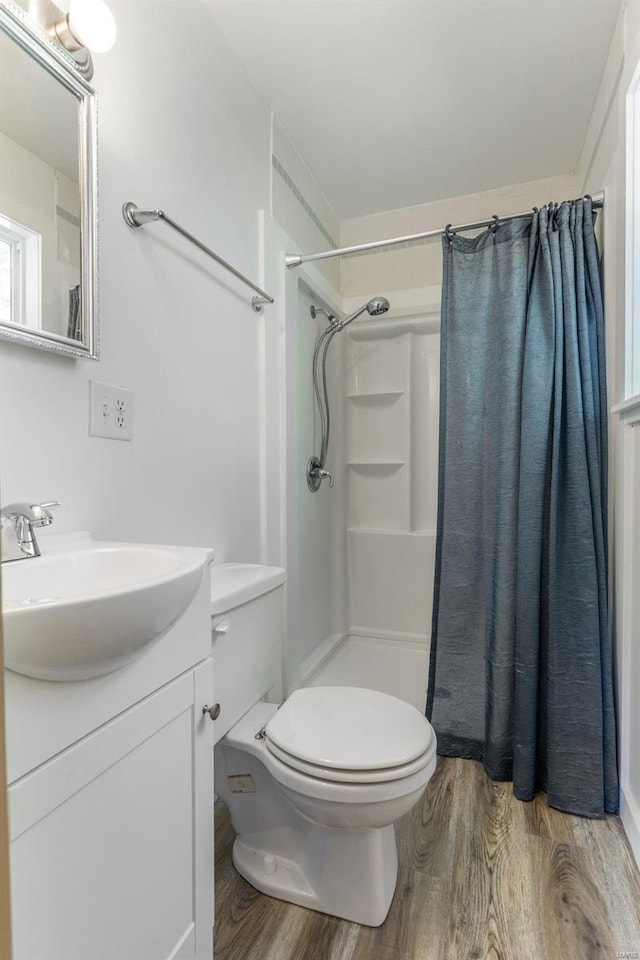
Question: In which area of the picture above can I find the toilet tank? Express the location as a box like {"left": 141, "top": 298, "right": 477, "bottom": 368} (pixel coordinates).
{"left": 209, "top": 563, "right": 286, "bottom": 744}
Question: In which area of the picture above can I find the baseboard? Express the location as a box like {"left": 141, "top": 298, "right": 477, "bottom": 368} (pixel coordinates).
{"left": 300, "top": 632, "right": 347, "bottom": 685}
{"left": 620, "top": 785, "right": 640, "bottom": 870}
{"left": 348, "top": 626, "right": 429, "bottom": 647}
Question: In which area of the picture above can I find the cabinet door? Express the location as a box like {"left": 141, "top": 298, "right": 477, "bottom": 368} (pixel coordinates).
{"left": 9, "top": 661, "right": 214, "bottom": 960}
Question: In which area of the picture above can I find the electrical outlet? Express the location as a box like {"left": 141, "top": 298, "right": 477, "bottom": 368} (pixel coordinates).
{"left": 89, "top": 380, "right": 133, "bottom": 440}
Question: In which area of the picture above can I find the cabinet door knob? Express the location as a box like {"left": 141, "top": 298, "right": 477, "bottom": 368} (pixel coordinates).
{"left": 202, "top": 703, "right": 221, "bottom": 721}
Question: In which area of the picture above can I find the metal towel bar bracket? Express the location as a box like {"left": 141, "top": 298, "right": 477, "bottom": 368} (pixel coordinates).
{"left": 122, "top": 201, "right": 274, "bottom": 313}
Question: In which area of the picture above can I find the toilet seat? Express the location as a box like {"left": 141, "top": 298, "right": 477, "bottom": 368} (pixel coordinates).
{"left": 263, "top": 735, "right": 436, "bottom": 807}
{"left": 265, "top": 737, "right": 434, "bottom": 783}
{"left": 265, "top": 686, "right": 434, "bottom": 783}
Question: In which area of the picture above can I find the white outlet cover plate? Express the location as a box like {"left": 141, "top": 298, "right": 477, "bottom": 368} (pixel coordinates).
{"left": 89, "top": 379, "right": 133, "bottom": 441}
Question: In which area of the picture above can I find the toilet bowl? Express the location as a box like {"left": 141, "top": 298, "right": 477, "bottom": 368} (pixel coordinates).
{"left": 215, "top": 685, "right": 437, "bottom": 926}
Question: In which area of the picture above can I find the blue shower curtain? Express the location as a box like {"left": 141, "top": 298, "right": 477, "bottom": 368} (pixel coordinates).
{"left": 426, "top": 198, "right": 618, "bottom": 818}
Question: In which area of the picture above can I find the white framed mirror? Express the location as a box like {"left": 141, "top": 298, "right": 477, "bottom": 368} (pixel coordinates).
{"left": 0, "top": 0, "right": 98, "bottom": 359}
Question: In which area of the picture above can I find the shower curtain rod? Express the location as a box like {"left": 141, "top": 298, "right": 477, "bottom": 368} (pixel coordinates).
{"left": 284, "top": 191, "right": 604, "bottom": 268}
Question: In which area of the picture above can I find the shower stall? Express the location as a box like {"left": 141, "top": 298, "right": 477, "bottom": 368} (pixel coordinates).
{"left": 284, "top": 272, "right": 442, "bottom": 712}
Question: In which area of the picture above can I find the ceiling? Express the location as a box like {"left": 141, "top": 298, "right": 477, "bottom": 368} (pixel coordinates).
{"left": 211, "top": 0, "right": 620, "bottom": 220}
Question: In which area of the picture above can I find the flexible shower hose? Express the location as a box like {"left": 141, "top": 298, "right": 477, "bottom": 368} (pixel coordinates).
{"left": 312, "top": 323, "right": 338, "bottom": 470}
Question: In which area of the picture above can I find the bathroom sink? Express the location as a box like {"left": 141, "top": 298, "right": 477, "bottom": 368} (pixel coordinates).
{"left": 2, "top": 532, "right": 214, "bottom": 681}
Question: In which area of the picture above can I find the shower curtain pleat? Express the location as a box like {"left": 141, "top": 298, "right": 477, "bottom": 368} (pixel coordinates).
{"left": 427, "top": 198, "right": 618, "bottom": 818}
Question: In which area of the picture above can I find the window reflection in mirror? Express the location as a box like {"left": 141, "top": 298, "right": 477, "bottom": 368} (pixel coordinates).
{"left": 0, "top": 24, "right": 81, "bottom": 341}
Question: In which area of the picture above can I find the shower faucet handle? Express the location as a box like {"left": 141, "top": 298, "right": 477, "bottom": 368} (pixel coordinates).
{"left": 306, "top": 456, "right": 334, "bottom": 492}
{"left": 318, "top": 468, "right": 334, "bottom": 488}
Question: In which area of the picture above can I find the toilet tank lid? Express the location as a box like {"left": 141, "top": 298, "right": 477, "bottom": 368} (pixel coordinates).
{"left": 266, "top": 686, "right": 434, "bottom": 771}
{"left": 210, "top": 563, "right": 286, "bottom": 615}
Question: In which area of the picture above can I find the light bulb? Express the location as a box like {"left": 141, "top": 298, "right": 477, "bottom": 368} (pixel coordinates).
{"left": 67, "top": 0, "right": 116, "bottom": 53}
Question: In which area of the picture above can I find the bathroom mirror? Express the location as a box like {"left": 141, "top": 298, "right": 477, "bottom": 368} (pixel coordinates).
{"left": 0, "top": 0, "right": 98, "bottom": 359}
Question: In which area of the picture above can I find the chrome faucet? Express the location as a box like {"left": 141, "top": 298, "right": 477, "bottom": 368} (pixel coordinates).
{"left": 0, "top": 501, "right": 60, "bottom": 562}
{"left": 306, "top": 456, "right": 334, "bottom": 491}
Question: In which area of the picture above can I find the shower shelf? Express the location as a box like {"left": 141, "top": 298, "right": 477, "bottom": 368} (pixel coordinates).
{"left": 348, "top": 527, "right": 435, "bottom": 536}
{"left": 347, "top": 460, "right": 405, "bottom": 468}
{"left": 346, "top": 390, "right": 404, "bottom": 400}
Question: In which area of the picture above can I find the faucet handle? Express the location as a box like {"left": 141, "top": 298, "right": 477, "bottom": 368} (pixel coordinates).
{"left": 318, "top": 468, "right": 334, "bottom": 488}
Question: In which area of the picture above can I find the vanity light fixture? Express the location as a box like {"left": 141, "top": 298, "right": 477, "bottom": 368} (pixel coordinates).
{"left": 50, "top": 0, "right": 116, "bottom": 78}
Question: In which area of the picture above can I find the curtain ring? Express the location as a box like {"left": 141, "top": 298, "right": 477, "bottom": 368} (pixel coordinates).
{"left": 490, "top": 214, "right": 499, "bottom": 234}
{"left": 532, "top": 206, "right": 538, "bottom": 214}
{"left": 445, "top": 224, "right": 455, "bottom": 246}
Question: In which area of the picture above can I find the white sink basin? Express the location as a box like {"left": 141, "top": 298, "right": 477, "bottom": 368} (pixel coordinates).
{"left": 2, "top": 532, "right": 214, "bottom": 681}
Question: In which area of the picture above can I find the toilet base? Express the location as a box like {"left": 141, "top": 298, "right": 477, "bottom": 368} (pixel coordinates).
{"left": 232, "top": 823, "right": 398, "bottom": 927}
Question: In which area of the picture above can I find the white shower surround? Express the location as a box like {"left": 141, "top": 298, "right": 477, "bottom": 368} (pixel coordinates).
{"left": 343, "top": 288, "right": 440, "bottom": 652}
{"left": 295, "top": 280, "right": 348, "bottom": 674}
{"left": 266, "top": 220, "right": 348, "bottom": 696}
{"left": 282, "top": 272, "right": 441, "bottom": 711}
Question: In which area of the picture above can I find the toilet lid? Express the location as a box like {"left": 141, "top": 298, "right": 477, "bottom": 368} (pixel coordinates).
{"left": 265, "top": 686, "right": 434, "bottom": 772}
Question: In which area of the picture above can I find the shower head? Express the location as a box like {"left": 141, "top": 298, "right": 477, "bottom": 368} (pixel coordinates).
{"left": 366, "top": 297, "right": 390, "bottom": 317}
{"left": 338, "top": 296, "right": 390, "bottom": 330}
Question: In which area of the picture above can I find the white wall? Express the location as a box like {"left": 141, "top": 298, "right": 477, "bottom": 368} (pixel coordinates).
{"left": 0, "top": 1, "right": 272, "bottom": 561}
{"left": 577, "top": 0, "right": 640, "bottom": 864}
{"left": 271, "top": 118, "right": 340, "bottom": 292}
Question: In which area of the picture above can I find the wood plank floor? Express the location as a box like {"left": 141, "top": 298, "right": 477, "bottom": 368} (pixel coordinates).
{"left": 214, "top": 758, "right": 640, "bottom": 960}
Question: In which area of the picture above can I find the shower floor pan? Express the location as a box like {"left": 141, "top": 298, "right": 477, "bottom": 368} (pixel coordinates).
{"left": 307, "top": 635, "right": 429, "bottom": 713}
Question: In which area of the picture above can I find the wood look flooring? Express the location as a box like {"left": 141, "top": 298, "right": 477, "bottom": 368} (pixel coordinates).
{"left": 214, "top": 758, "right": 640, "bottom": 960}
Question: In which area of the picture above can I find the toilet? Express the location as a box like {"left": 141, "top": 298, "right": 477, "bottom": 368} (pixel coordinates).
{"left": 211, "top": 565, "right": 437, "bottom": 928}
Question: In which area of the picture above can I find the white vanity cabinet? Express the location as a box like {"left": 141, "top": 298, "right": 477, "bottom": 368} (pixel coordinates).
{"left": 8, "top": 659, "right": 215, "bottom": 960}
{"left": 5, "top": 556, "right": 216, "bottom": 960}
